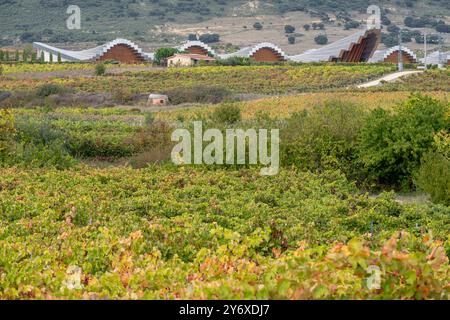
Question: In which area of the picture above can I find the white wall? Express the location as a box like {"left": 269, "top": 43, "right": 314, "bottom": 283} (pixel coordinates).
{"left": 37, "top": 49, "right": 70, "bottom": 63}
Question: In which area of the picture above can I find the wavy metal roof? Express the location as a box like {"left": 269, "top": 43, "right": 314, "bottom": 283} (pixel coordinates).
{"left": 32, "top": 31, "right": 383, "bottom": 64}
{"left": 176, "top": 41, "right": 216, "bottom": 56}
{"left": 33, "top": 39, "right": 153, "bottom": 62}
{"left": 290, "top": 29, "right": 380, "bottom": 63}
{"left": 218, "top": 42, "right": 289, "bottom": 60}
{"left": 369, "top": 45, "right": 418, "bottom": 63}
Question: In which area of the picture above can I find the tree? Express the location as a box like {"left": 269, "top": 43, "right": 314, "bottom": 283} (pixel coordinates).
{"left": 95, "top": 63, "right": 106, "bottom": 76}
{"left": 357, "top": 95, "right": 447, "bottom": 188}
{"left": 31, "top": 51, "right": 37, "bottom": 62}
{"left": 253, "top": 22, "right": 263, "bottom": 30}
{"left": 436, "top": 23, "right": 450, "bottom": 33}
{"left": 415, "top": 34, "right": 440, "bottom": 44}
{"left": 22, "top": 50, "right": 27, "bottom": 62}
{"left": 23, "top": 45, "right": 33, "bottom": 63}
{"left": 188, "top": 34, "right": 197, "bottom": 41}
{"left": 5, "top": 51, "right": 10, "bottom": 61}
{"left": 49, "top": 53, "right": 53, "bottom": 63}
{"left": 57, "top": 52, "right": 62, "bottom": 63}
{"left": 288, "top": 36, "right": 296, "bottom": 44}
{"left": 387, "top": 25, "right": 400, "bottom": 33}
{"left": 40, "top": 51, "right": 45, "bottom": 63}
{"left": 381, "top": 33, "right": 397, "bottom": 47}
{"left": 15, "top": 50, "right": 20, "bottom": 62}
{"left": 303, "top": 24, "right": 311, "bottom": 31}
{"left": 344, "top": 21, "right": 360, "bottom": 30}
{"left": 314, "top": 35, "right": 328, "bottom": 45}
{"left": 381, "top": 15, "right": 391, "bottom": 26}
{"left": 284, "top": 25, "right": 295, "bottom": 34}
{"left": 199, "top": 33, "right": 220, "bottom": 44}
{"left": 20, "top": 32, "right": 42, "bottom": 43}
{"left": 0, "top": 50, "right": 4, "bottom": 61}
{"left": 154, "top": 47, "right": 179, "bottom": 66}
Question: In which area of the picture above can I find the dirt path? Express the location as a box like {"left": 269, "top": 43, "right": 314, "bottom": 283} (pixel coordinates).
{"left": 357, "top": 70, "right": 424, "bottom": 88}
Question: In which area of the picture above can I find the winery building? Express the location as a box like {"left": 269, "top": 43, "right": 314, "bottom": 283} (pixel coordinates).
{"left": 31, "top": 28, "right": 383, "bottom": 65}
{"left": 369, "top": 45, "right": 418, "bottom": 64}
{"left": 33, "top": 39, "right": 153, "bottom": 63}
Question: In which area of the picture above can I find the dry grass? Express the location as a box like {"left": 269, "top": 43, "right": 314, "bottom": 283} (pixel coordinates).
{"left": 154, "top": 91, "right": 449, "bottom": 121}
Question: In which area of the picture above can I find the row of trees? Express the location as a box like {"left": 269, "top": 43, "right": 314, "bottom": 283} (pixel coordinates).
{"left": 381, "top": 26, "right": 443, "bottom": 47}
{"left": 404, "top": 16, "right": 450, "bottom": 33}
{"left": 0, "top": 49, "right": 62, "bottom": 63}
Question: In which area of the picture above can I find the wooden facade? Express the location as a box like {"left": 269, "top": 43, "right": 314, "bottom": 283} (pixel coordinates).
{"left": 97, "top": 44, "right": 145, "bottom": 63}
{"left": 384, "top": 50, "right": 417, "bottom": 64}
{"left": 184, "top": 45, "right": 209, "bottom": 56}
{"left": 335, "top": 29, "right": 380, "bottom": 63}
{"left": 250, "top": 47, "right": 286, "bottom": 62}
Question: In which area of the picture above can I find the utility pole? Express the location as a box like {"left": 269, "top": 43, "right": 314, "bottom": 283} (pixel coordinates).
{"left": 398, "top": 30, "right": 404, "bottom": 72}
{"left": 424, "top": 33, "right": 427, "bottom": 69}
{"left": 438, "top": 34, "right": 444, "bottom": 68}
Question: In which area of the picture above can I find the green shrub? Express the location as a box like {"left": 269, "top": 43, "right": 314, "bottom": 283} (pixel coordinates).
{"left": 217, "top": 57, "right": 253, "bottom": 66}
{"left": 113, "top": 88, "right": 134, "bottom": 104}
{"left": 154, "top": 47, "right": 179, "bottom": 65}
{"left": 15, "top": 118, "right": 63, "bottom": 144}
{"left": 144, "top": 112, "right": 155, "bottom": 126}
{"left": 357, "top": 94, "right": 448, "bottom": 189}
{"left": 164, "top": 86, "right": 231, "bottom": 105}
{"left": 415, "top": 152, "right": 450, "bottom": 205}
{"left": 36, "top": 84, "right": 67, "bottom": 97}
{"left": 253, "top": 22, "right": 263, "bottom": 30}
{"left": 285, "top": 25, "right": 295, "bottom": 33}
{"left": 95, "top": 63, "right": 106, "bottom": 76}
{"left": 17, "top": 140, "right": 76, "bottom": 169}
{"left": 415, "top": 131, "right": 450, "bottom": 205}
{"left": 314, "top": 34, "right": 328, "bottom": 45}
{"left": 281, "top": 100, "right": 366, "bottom": 177}
{"left": 128, "top": 121, "right": 173, "bottom": 167}
{"left": 211, "top": 103, "right": 242, "bottom": 124}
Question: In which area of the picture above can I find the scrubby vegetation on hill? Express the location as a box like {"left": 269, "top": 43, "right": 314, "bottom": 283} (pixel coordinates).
{"left": 0, "top": 0, "right": 448, "bottom": 44}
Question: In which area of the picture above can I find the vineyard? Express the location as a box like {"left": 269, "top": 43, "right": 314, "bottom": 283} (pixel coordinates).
{"left": 0, "top": 62, "right": 449, "bottom": 300}
{"left": 0, "top": 166, "right": 449, "bottom": 299}
{"left": 1, "top": 64, "right": 396, "bottom": 94}
{"left": 1, "top": 63, "right": 95, "bottom": 75}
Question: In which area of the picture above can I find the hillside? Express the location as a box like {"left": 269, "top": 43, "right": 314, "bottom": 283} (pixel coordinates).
{"left": 0, "top": 0, "right": 449, "bottom": 53}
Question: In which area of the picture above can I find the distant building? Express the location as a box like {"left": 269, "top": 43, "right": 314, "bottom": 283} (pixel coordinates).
{"left": 31, "top": 30, "right": 383, "bottom": 65}
{"left": 177, "top": 41, "right": 216, "bottom": 57}
{"left": 290, "top": 29, "right": 380, "bottom": 63}
{"left": 167, "top": 54, "right": 216, "bottom": 67}
{"left": 219, "top": 43, "right": 288, "bottom": 62}
{"left": 33, "top": 39, "right": 153, "bottom": 63}
{"left": 148, "top": 94, "right": 169, "bottom": 106}
{"left": 420, "top": 50, "right": 450, "bottom": 67}
{"left": 369, "top": 46, "right": 418, "bottom": 64}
